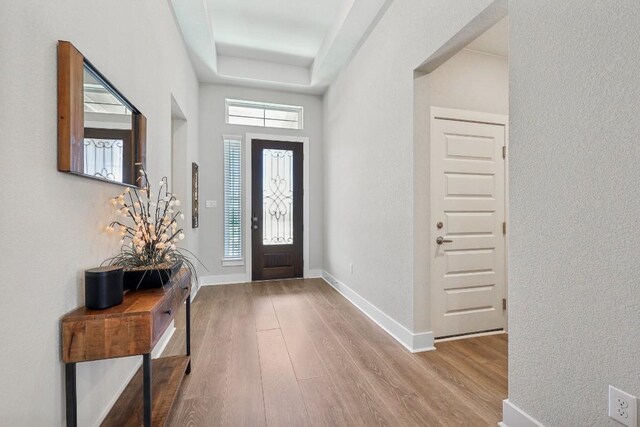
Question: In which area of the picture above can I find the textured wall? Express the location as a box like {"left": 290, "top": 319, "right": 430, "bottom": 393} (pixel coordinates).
{"left": 509, "top": 1, "right": 640, "bottom": 425}
{"left": 199, "top": 84, "right": 324, "bottom": 278}
{"left": 0, "top": 1, "right": 199, "bottom": 425}
{"left": 323, "top": 0, "right": 495, "bottom": 329}
{"left": 413, "top": 47, "right": 509, "bottom": 332}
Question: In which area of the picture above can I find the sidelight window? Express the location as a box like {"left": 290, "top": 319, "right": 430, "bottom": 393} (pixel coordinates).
{"left": 223, "top": 136, "right": 243, "bottom": 263}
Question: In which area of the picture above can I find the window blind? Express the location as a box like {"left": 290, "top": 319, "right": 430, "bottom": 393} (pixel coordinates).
{"left": 223, "top": 136, "right": 242, "bottom": 260}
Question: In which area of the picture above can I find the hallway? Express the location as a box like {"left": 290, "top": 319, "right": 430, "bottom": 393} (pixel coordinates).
{"left": 163, "top": 279, "right": 507, "bottom": 426}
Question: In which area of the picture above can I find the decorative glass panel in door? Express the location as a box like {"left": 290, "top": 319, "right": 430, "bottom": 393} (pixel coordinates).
{"left": 263, "top": 149, "right": 294, "bottom": 245}
{"left": 252, "top": 140, "right": 303, "bottom": 280}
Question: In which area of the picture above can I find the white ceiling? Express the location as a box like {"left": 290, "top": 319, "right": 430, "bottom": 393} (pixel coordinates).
{"left": 209, "top": 0, "right": 344, "bottom": 67}
{"left": 466, "top": 16, "right": 508, "bottom": 57}
{"left": 170, "top": 0, "right": 393, "bottom": 94}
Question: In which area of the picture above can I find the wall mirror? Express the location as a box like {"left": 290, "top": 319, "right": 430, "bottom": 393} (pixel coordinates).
{"left": 58, "top": 41, "right": 146, "bottom": 187}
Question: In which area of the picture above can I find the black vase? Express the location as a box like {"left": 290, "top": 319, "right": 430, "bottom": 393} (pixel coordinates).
{"left": 123, "top": 261, "right": 183, "bottom": 290}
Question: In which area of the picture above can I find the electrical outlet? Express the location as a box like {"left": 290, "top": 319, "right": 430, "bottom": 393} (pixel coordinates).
{"left": 205, "top": 200, "right": 217, "bottom": 208}
{"left": 609, "top": 385, "right": 637, "bottom": 427}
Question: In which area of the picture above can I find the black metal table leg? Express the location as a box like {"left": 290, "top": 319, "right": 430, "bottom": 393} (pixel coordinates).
{"left": 143, "top": 353, "right": 152, "bottom": 427}
{"left": 186, "top": 292, "right": 191, "bottom": 374}
{"left": 65, "top": 363, "right": 77, "bottom": 427}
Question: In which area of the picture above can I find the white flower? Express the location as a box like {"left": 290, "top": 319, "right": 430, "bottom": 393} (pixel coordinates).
{"left": 171, "top": 244, "right": 176, "bottom": 250}
{"left": 110, "top": 199, "right": 118, "bottom": 206}
{"left": 156, "top": 242, "right": 166, "bottom": 249}
{"left": 174, "top": 200, "right": 181, "bottom": 207}
{"left": 161, "top": 233, "right": 169, "bottom": 241}
{"left": 104, "top": 226, "right": 112, "bottom": 232}
{"left": 180, "top": 213, "right": 185, "bottom": 220}
{"left": 178, "top": 233, "right": 185, "bottom": 240}
{"left": 169, "top": 200, "right": 175, "bottom": 207}
{"left": 134, "top": 201, "right": 140, "bottom": 208}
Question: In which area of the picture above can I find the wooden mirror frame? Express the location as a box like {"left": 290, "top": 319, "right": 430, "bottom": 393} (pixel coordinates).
{"left": 57, "top": 40, "right": 146, "bottom": 187}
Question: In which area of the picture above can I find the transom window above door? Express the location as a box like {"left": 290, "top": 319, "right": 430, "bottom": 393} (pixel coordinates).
{"left": 225, "top": 99, "right": 304, "bottom": 130}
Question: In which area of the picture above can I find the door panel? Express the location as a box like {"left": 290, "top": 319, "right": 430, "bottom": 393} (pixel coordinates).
{"left": 252, "top": 140, "right": 303, "bottom": 281}
{"left": 431, "top": 117, "right": 506, "bottom": 338}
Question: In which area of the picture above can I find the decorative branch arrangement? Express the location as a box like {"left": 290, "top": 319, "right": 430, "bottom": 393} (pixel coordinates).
{"left": 103, "top": 167, "right": 198, "bottom": 284}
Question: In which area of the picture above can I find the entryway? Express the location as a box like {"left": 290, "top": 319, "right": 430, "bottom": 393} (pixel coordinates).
{"left": 251, "top": 139, "right": 304, "bottom": 280}
{"left": 413, "top": 14, "right": 509, "bottom": 341}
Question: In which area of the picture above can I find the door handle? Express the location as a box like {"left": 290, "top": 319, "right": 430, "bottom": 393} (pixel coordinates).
{"left": 436, "top": 236, "right": 453, "bottom": 245}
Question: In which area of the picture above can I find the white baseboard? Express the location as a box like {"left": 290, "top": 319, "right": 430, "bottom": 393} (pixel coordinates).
{"left": 435, "top": 329, "right": 506, "bottom": 343}
{"left": 91, "top": 325, "right": 176, "bottom": 427}
{"left": 321, "top": 270, "right": 434, "bottom": 353}
{"left": 201, "top": 269, "right": 323, "bottom": 286}
{"left": 190, "top": 282, "right": 199, "bottom": 301}
{"left": 200, "top": 273, "right": 248, "bottom": 286}
{"left": 152, "top": 324, "right": 176, "bottom": 359}
{"left": 307, "top": 268, "right": 323, "bottom": 278}
{"left": 500, "top": 400, "right": 544, "bottom": 427}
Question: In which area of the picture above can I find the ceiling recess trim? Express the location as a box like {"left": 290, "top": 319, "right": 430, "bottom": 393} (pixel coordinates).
{"left": 170, "top": 0, "right": 395, "bottom": 94}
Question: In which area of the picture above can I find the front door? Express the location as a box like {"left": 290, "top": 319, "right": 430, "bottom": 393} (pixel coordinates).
{"left": 430, "top": 111, "right": 506, "bottom": 338}
{"left": 251, "top": 139, "right": 303, "bottom": 281}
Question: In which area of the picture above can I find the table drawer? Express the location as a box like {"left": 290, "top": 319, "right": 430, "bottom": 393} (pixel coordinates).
{"left": 152, "top": 291, "right": 175, "bottom": 345}
{"left": 174, "top": 279, "right": 191, "bottom": 308}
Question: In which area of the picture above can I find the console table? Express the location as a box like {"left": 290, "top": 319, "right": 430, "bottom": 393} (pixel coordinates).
{"left": 61, "top": 269, "right": 192, "bottom": 427}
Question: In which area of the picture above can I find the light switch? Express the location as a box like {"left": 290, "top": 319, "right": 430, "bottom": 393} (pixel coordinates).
{"left": 205, "top": 200, "right": 217, "bottom": 208}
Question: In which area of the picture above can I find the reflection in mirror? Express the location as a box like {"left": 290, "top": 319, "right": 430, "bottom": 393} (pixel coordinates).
{"left": 83, "top": 66, "right": 134, "bottom": 184}
{"left": 57, "top": 41, "right": 146, "bottom": 187}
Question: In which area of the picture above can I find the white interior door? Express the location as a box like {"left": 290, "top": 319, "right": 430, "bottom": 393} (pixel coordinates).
{"left": 430, "top": 109, "right": 507, "bottom": 338}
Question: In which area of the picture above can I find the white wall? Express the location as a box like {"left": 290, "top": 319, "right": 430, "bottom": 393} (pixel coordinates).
{"left": 0, "top": 1, "right": 199, "bottom": 425}
{"left": 323, "top": 0, "right": 500, "bottom": 331}
{"left": 199, "top": 84, "right": 323, "bottom": 281}
{"left": 508, "top": 1, "right": 640, "bottom": 425}
{"left": 413, "top": 48, "right": 509, "bottom": 331}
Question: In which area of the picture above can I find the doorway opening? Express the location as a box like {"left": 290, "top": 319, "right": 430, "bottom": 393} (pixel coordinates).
{"left": 413, "top": 14, "right": 509, "bottom": 341}
{"left": 171, "top": 95, "right": 188, "bottom": 199}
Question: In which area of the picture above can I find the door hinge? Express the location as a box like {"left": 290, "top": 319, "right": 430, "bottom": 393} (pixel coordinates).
{"left": 502, "top": 146, "right": 506, "bottom": 159}
{"left": 502, "top": 222, "right": 506, "bottom": 235}
{"left": 502, "top": 298, "right": 507, "bottom": 310}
